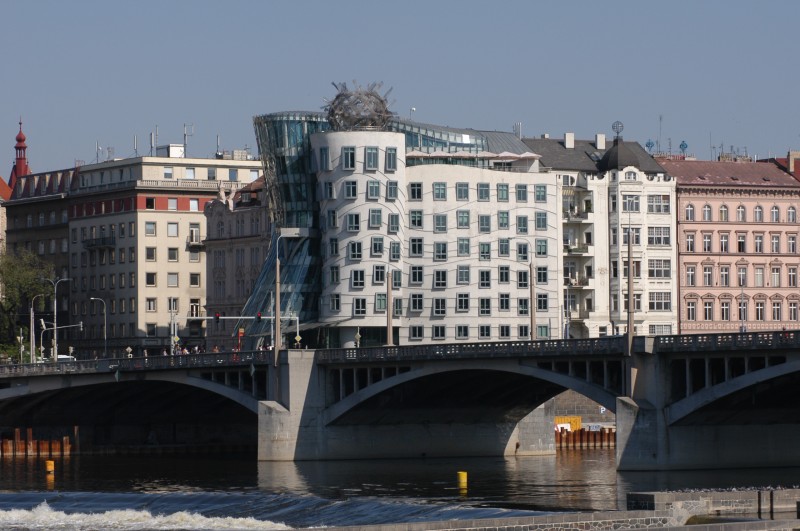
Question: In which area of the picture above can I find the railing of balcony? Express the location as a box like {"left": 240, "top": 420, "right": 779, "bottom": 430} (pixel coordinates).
{"left": 82, "top": 236, "right": 116, "bottom": 248}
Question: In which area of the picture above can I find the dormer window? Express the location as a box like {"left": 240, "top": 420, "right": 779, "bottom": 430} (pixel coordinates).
{"left": 624, "top": 171, "right": 637, "bottom": 181}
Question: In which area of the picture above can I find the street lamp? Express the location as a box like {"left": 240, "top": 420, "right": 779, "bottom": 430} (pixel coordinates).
{"left": 30, "top": 293, "right": 45, "bottom": 363}
{"left": 40, "top": 277, "right": 71, "bottom": 359}
{"left": 274, "top": 233, "right": 286, "bottom": 354}
{"left": 90, "top": 297, "right": 107, "bottom": 358}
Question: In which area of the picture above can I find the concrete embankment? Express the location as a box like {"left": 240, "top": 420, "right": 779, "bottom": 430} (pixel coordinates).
{"left": 322, "top": 489, "right": 800, "bottom": 531}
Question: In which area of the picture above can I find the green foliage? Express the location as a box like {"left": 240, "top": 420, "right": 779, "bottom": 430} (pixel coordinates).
{"left": 0, "top": 250, "right": 54, "bottom": 345}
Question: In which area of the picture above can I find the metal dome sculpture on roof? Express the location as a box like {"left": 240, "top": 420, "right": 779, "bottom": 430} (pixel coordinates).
{"left": 323, "top": 81, "right": 394, "bottom": 131}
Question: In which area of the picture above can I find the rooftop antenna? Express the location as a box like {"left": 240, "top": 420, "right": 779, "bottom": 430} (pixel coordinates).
{"left": 183, "top": 123, "right": 194, "bottom": 157}
{"left": 134, "top": 135, "right": 139, "bottom": 157}
{"left": 155, "top": 125, "right": 159, "bottom": 152}
{"left": 216, "top": 134, "right": 222, "bottom": 157}
{"left": 657, "top": 114, "right": 662, "bottom": 153}
{"left": 95, "top": 141, "right": 102, "bottom": 164}
{"left": 410, "top": 107, "right": 416, "bottom": 121}
{"left": 149, "top": 132, "right": 154, "bottom": 156}
{"left": 514, "top": 122, "right": 522, "bottom": 139}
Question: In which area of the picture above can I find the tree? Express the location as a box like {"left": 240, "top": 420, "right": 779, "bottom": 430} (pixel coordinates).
{"left": 0, "top": 250, "right": 54, "bottom": 346}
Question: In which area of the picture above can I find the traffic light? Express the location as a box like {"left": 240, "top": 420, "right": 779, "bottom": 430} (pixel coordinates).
{"left": 214, "top": 313, "right": 220, "bottom": 323}
{"left": 256, "top": 312, "right": 262, "bottom": 322}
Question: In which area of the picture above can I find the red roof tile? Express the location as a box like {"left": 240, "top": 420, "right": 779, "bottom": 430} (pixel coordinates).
{"left": 658, "top": 159, "right": 800, "bottom": 188}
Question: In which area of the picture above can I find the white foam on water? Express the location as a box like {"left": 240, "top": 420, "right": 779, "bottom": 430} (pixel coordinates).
{"left": 0, "top": 501, "right": 295, "bottom": 530}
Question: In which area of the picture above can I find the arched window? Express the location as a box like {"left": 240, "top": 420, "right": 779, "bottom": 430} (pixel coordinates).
{"left": 719, "top": 205, "right": 728, "bottom": 221}
{"left": 737, "top": 205, "right": 746, "bottom": 222}
{"left": 702, "top": 205, "right": 712, "bottom": 221}
{"left": 789, "top": 207, "right": 797, "bottom": 223}
{"left": 685, "top": 204, "right": 695, "bottom": 221}
{"left": 771, "top": 206, "right": 780, "bottom": 222}
{"left": 754, "top": 206, "right": 763, "bottom": 222}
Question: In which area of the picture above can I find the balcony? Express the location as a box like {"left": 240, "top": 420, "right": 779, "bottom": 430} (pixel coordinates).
{"left": 564, "top": 309, "right": 591, "bottom": 321}
{"left": 563, "top": 276, "right": 591, "bottom": 287}
{"left": 187, "top": 307, "right": 206, "bottom": 320}
{"left": 563, "top": 244, "right": 590, "bottom": 255}
{"left": 562, "top": 209, "right": 591, "bottom": 222}
{"left": 82, "top": 236, "right": 116, "bottom": 249}
{"left": 187, "top": 229, "right": 204, "bottom": 249}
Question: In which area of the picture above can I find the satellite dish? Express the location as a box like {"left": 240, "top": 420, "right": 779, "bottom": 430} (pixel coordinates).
{"left": 612, "top": 121, "right": 624, "bottom": 137}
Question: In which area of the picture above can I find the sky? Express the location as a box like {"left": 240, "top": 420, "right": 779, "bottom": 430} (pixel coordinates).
{"left": 2, "top": 0, "right": 799, "bottom": 175}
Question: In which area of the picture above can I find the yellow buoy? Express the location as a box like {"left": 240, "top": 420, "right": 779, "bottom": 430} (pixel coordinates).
{"left": 457, "top": 470, "right": 467, "bottom": 491}
{"left": 45, "top": 460, "right": 55, "bottom": 474}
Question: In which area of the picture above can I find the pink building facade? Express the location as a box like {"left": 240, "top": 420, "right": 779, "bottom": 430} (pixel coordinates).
{"left": 661, "top": 158, "right": 800, "bottom": 334}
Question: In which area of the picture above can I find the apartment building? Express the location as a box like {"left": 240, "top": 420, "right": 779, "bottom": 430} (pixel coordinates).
{"left": 523, "top": 132, "right": 677, "bottom": 337}
{"left": 4, "top": 137, "right": 261, "bottom": 358}
{"left": 661, "top": 157, "right": 800, "bottom": 333}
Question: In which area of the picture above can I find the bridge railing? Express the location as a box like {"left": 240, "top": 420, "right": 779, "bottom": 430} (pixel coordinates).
{"left": 0, "top": 351, "right": 270, "bottom": 377}
{"left": 653, "top": 330, "right": 799, "bottom": 353}
{"left": 315, "top": 337, "right": 628, "bottom": 364}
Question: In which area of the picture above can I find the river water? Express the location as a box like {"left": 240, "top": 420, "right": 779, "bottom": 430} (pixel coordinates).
{"left": 0, "top": 450, "right": 797, "bottom": 530}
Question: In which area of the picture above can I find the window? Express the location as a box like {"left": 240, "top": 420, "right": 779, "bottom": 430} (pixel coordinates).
{"left": 622, "top": 195, "right": 639, "bottom": 212}
{"left": 517, "top": 270, "right": 529, "bottom": 288}
{"left": 434, "top": 242, "right": 447, "bottom": 261}
{"left": 790, "top": 207, "right": 797, "bottom": 223}
{"left": 535, "top": 212, "right": 547, "bottom": 230}
{"left": 687, "top": 301, "right": 696, "bottom": 321}
{"left": 432, "top": 325, "right": 446, "bottom": 339}
{"left": 228, "top": 168, "right": 238, "bottom": 181}
{"left": 737, "top": 234, "right": 746, "bottom": 253}
{"left": 720, "top": 234, "right": 729, "bottom": 253}
{"left": 479, "top": 242, "right": 491, "bottom": 260}
{"left": 456, "top": 182, "right": 469, "bottom": 200}
{"left": 685, "top": 204, "right": 695, "bottom": 221}
{"left": 719, "top": 205, "right": 728, "bottom": 221}
{"left": 410, "top": 210, "right": 423, "bottom": 229}
{"left": 623, "top": 227, "right": 641, "bottom": 245}
{"left": 375, "top": 293, "right": 387, "bottom": 312}
{"left": 388, "top": 213, "right": 399, "bottom": 233}
{"left": 342, "top": 147, "right": 355, "bottom": 170}
{"left": 649, "top": 292, "right": 671, "bottom": 311}
{"left": 772, "top": 266, "right": 781, "bottom": 287}
{"left": 515, "top": 184, "right": 528, "bottom": 202}
{"left": 434, "top": 270, "right": 447, "bottom": 289}
{"left": 790, "top": 267, "right": 797, "bottom": 287}
{"left": 347, "top": 213, "right": 360, "bottom": 232}
{"left": 537, "top": 293, "right": 549, "bottom": 311}
{"left": 755, "top": 234, "right": 764, "bottom": 253}
{"left": 647, "top": 195, "right": 670, "bottom": 213}
{"left": 624, "top": 171, "right": 637, "bottom": 181}
{"left": 319, "top": 147, "right": 330, "bottom": 171}
{"left": 534, "top": 184, "right": 547, "bottom": 202}
{"left": 479, "top": 325, "right": 491, "bottom": 338}
{"left": 754, "top": 206, "right": 763, "bottom": 222}
{"left": 410, "top": 238, "right": 423, "bottom": 257}
{"left": 739, "top": 301, "right": 748, "bottom": 322}
{"left": 167, "top": 222, "right": 178, "bottom": 237}
{"left": 477, "top": 183, "right": 490, "bottom": 201}
{"left": 772, "top": 235, "right": 780, "bottom": 253}
{"left": 329, "top": 238, "right": 339, "bottom": 256}
{"left": 146, "top": 273, "right": 156, "bottom": 286}
{"left": 517, "top": 216, "right": 528, "bottom": 234}
{"left": 791, "top": 302, "right": 798, "bottom": 321}
{"left": 497, "top": 184, "right": 509, "bottom": 202}
{"left": 772, "top": 206, "right": 780, "bottom": 222}
{"left": 756, "top": 301, "right": 765, "bottom": 321}
{"left": 457, "top": 293, "right": 470, "bottom": 312}
{"left": 386, "top": 147, "right": 397, "bottom": 171}
{"left": 648, "top": 226, "right": 671, "bottom": 246}
{"left": 164, "top": 167, "right": 173, "bottom": 179}
{"left": 790, "top": 235, "right": 797, "bottom": 253}
{"left": 166, "top": 247, "right": 178, "bottom": 261}
{"left": 351, "top": 270, "right": 365, "bottom": 288}
{"left": 327, "top": 210, "right": 338, "bottom": 228}
{"left": 648, "top": 259, "right": 671, "bottom": 278}
{"left": 329, "top": 266, "right": 339, "bottom": 284}
{"left": 353, "top": 298, "right": 366, "bottom": 316}
{"left": 498, "top": 239, "right": 510, "bottom": 257}
{"left": 457, "top": 238, "right": 470, "bottom": 257}
{"left": 410, "top": 293, "right": 423, "bottom": 311}
{"left": 387, "top": 181, "right": 398, "bottom": 200}
{"left": 517, "top": 242, "right": 529, "bottom": 261}
{"left": 190, "top": 273, "right": 200, "bottom": 287}
{"left": 721, "top": 301, "right": 730, "bottom": 321}
{"left": 702, "top": 204, "right": 712, "bottom": 221}
{"left": 369, "top": 209, "right": 382, "bottom": 228}
{"left": 720, "top": 266, "right": 730, "bottom": 287}
{"left": 167, "top": 273, "right": 178, "bottom": 287}
{"left": 365, "top": 147, "right": 379, "bottom": 170}
{"left": 704, "top": 301, "right": 714, "bottom": 320}
{"left": 703, "top": 234, "right": 712, "bottom": 253}
{"left": 434, "top": 214, "right": 447, "bottom": 233}
{"left": 433, "top": 298, "right": 447, "bottom": 316}
{"left": 479, "top": 298, "right": 491, "bottom": 316}
{"left": 479, "top": 215, "right": 491, "bottom": 233}
{"left": 433, "top": 182, "right": 447, "bottom": 200}
{"left": 536, "top": 239, "right": 547, "bottom": 257}
{"left": 499, "top": 293, "right": 510, "bottom": 311}
{"left": 344, "top": 181, "right": 357, "bottom": 198}
{"left": 145, "top": 221, "right": 156, "bottom": 236}
{"left": 348, "top": 241, "right": 362, "bottom": 260}
{"left": 755, "top": 267, "right": 764, "bottom": 287}
{"left": 410, "top": 325, "right": 423, "bottom": 339}
{"left": 738, "top": 266, "right": 747, "bottom": 287}
{"left": 409, "top": 182, "right": 422, "bottom": 200}
{"left": 457, "top": 265, "right": 470, "bottom": 284}
{"left": 518, "top": 298, "right": 529, "bottom": 316}
{"left": 329, "top": 293, "right": 340, "bottom": 311}
{"left": 499, "top": 325, "right": 511, "bottom": 339}
{"left": 367, "top": 180, "right": 380, "bottom": 199}
{"left": 498, "top": 211, "right": 509, "bottom": 229}
{"left": 145, "top": 247, "right": 156, "bottom": 261}
{"left": 371, "top": 236, "right": 384, "bottom": 256}
{"left": 479, "top": 270, "right": 491, "bottom": 288}
{"left": 703, "top": 266, "right": 713, "bottom": 286}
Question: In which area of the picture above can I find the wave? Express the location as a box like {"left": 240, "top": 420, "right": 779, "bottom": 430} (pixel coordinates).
{"left": 0, "top": 501, "right": 292, "bottom": 530}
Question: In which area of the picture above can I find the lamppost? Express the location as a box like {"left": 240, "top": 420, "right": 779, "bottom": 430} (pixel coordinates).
{"left": 90, "top": 297, "right": 107, "bottom": 358}
{"left": 40, "top": 277, "right": 71, "bottom": 359}
{"left": 30, "top": 293, "right": 45, "bottom": 363}
{"left": 274, "top": 233, "right": 286, "bottom": 354}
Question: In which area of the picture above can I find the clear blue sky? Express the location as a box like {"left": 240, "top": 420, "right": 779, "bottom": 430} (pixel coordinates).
{"left": 2, "top": 0, "right": 799, "bottom": 174}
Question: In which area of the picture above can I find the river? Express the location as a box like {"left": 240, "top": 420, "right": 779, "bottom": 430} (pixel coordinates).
{"left": 0, "top": 450, "right": 797, "bottom": 530}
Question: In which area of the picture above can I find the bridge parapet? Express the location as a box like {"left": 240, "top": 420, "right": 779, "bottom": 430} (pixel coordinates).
{"left": 316, "top": 337, "right": 628, "bottom": 364}
{"left": 652, "top": 330, "right": 799, "bottom": 354}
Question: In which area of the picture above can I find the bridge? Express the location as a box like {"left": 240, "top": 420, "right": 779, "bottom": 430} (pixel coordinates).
{"left": 0, "top": 331, "right": 799, "bottom": 470}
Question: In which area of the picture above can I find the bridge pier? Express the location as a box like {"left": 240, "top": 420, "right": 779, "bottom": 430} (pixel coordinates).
{"left": 257, "top": 350, "right": 556, "bottom": 461}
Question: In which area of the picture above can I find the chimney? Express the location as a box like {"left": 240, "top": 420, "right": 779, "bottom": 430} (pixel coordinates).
{"left": 595, "top": 133, "right": 606, "bottom": 150}
{"left": 788, "top": 151, "right": 800, "bottom": 174}
{"left": 541, "top": 133, "right": 550, "bottom": 139}
{"left": 564, "top": 132, "right": 574, "bottom": 149}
